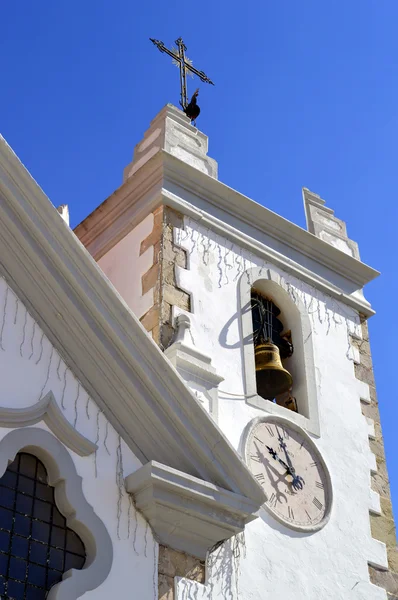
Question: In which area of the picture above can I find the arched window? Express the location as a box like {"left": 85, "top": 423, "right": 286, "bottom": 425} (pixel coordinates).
{"left": 239, "top": 267, "right": 319, "bottom": 436}
{"left": 251, "top": 290, "right": 297, "bottom": 411}
{"left": 0, "top": 452, "right": 86, "bottom": 599}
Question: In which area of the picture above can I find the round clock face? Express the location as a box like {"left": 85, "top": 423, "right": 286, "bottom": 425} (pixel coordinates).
{"left": 244, "top": 417, "right": 332, "bottom": 531}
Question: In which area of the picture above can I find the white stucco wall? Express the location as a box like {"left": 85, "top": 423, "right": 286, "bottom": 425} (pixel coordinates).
{"left": 171, "top": 218, "right": 386, "bottom": 600}
{"left": 0, "top": 277, "right": 158, "bottom": 599}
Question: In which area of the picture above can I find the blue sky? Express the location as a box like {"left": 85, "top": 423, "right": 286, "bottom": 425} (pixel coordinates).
{"left": 2, "top": 2, "right": 398, "bottom": 516}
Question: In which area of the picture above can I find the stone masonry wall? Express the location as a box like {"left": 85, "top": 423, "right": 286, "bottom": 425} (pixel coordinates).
{"left": 158, "top": 545, "right": 205, "bottom": 600}
{"left": 139, "top": 206, "right": 190, "bottom": 349}
{"left": 353, "top": 319, "right": 398, "bottom": 598}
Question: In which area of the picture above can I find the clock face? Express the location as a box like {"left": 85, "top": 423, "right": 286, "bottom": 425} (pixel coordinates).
{"left": 244, "top": 417, "right": 332, "bottom": 531}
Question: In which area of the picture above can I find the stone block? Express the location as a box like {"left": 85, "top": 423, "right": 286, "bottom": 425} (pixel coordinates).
{"left": 371, "top": 513, "right": 397, "bottom": 548}
{"left": 369, "top": 566, "right": 398, "bottom": 595}
{"left": 158, "top": 573, "right": 174, "bottom": 600}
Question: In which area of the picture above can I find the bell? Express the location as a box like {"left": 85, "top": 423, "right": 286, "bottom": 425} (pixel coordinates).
{"left": 255, "top": 341, "right": 293, "bottom": 400}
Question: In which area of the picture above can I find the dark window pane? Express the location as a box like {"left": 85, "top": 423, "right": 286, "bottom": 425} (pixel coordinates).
{"left": 19, "top": 454, "right": 37, "bottom": 478}
{"left": 49, "top": 547, "right": 63, "bottom": 570}
{"left": 7, "top": 577, "right": 25, "bottom": 598}
{"left": 26, "top": 584, "right": 46, "bottom": 599}
{"left": 14, "top": 513, "right": 30, "bottom": 537}
{"left": 34, "top": 499, "right": 52, "bottom": 523}
{"left": 32, "top": 520, "right": 50, "bottom": 544}
{"left": 29, "top": 541, "right": 47, "bottom": 566}
{"left": 65, "top": 552, "right": 85, "bottom": 571}
{"left": 0, "top": 551, "right": 8, "bottom": 574}
{"left": 66, "top": 530, "right": 85, "bottom": 554}
{"left": 35, "top": 482, "right": 53, "bottom": 503}
{"left": 11, "top": 535, "right": 29, "bottom": 559}
{"left": 47, "top": 568, "right": 62, "bottom": 588}
{"left": 7, "top": 456, "right": 19, "bottom": 472}
{"left": 1, "top": 470, "right": 17, "bottom": 489}
{"left": 28, "top": 562, "right": 46, "bottom": 586}
{"left": 1, "top": 508, "right": 14, "bottom": 531}
{"left": 0, "top": 486, "right": 15, "bottom": 509}
{"left": 52, "top": 507, "right": 66, "bottom": 528}
{"left": 36, "top": 462, "right": 47, "bottom": 483}
{"left": 9, "top": 556, "right": 27, "bottom": 580}
{"left": 51, "top": 526, "right": 65, "bottom": 548}
{"left": 0, "top": 530, "right": 10, "bottom": 552}
{"left": 18, "top": 475, "right": 35, "bottom": 496}
{"left": 0, "top": 452, "right": 86, "bottom": 597}
{"left": 16, "top": 492, "right": 33, "bottom": 515}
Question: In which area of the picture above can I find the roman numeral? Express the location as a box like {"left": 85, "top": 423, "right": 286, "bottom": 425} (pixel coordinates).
{"left": 305, "top": 509, "right": 312, "bottom": 522}
{"left": 269, "top": 492, "right": 277, "bottom": 507}
{"left": 288, "top": 506, "right": 295, "bottom": 520}
{"left": 283, "top": 428, "right": 290, "bottom": 440}
{"left": 255, "top": 473, "right": 265, "bottom": 483}
{"left": 265, "top": 425, "right": 274, "bottom": 437}
{"left": 250, "top": 454, "right": 262, "bottom": 463}
{"left": 254, "top": 435, "right": 264, "bottom": 445}
{"left": 315, "top": 481, "right": 324, "bottom": 489}
{"left": 313, "top": 497, "right": 323, "bottom": 511}
{"left": 310, "top": 461, "right": 318, "bottom": 468}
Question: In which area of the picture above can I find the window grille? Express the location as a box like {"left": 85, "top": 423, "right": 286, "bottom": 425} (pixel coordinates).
{"left": 0, "top": 452, "right": 86, "bottom": 599}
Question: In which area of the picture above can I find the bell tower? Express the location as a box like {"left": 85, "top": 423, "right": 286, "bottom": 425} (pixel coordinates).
{"left": 75, "top": 105, "right": 397, "bottom": 600}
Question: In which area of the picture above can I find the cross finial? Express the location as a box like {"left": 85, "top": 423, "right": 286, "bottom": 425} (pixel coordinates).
{"left": 150, "top": 37, "right": 214, "bottom": 124}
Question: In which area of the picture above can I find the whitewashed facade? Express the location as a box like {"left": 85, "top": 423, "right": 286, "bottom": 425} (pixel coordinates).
{"left": 0, "top": 104, "right": 393, "bottom": 600}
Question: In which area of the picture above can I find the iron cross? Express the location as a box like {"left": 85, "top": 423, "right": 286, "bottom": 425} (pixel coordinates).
{"left": 149, "top": 37, "right": 214, "bottom": 110}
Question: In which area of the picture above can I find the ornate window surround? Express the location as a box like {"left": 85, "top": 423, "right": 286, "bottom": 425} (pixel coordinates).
{"left": 239, "top": 266, "right": 320, "bottom": 437}
{"left": 0, "top": 427, "right": 113, "bottom": 600}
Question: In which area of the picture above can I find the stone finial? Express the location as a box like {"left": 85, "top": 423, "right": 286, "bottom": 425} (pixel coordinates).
{"left": 57, "top": 204, "right": 70, "bottom": 226}
{"left": 302, "top": 188, "right": 360, "bottom": 259}
{"left": 123, "top": 104, "right": 218, "bottom": 182}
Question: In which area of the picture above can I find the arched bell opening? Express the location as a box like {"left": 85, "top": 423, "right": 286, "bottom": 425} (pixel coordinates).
{"left": 251, "top": 287, "right": 298, "bottom": 413}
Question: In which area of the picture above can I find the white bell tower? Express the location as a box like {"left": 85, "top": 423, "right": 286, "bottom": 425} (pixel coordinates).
{"left": 76, "top": 104, "right": 397, "bottom": 600}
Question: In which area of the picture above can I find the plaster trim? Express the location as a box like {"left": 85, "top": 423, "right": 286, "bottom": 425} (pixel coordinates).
{"left": 0, "top": 132, "right": 266, "bottom": 508}
{"left": 0, "top": 427, "right": 113, "bottom": 599}
{"left": 0, "top": 391, "right": 97, "bottom": 456}
{"left": 239, "top": 265, "right": 320, "bottom": 437}
{"left": 164, "top": 314, "right": 224, "bottom": 421}
{"left": 125, "top": 460, "right": 260, "bottom": 560}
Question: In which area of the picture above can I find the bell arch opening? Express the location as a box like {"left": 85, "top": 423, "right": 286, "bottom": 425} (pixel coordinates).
{"left": 239, "top": 267, "right": 320, "bottom": 436}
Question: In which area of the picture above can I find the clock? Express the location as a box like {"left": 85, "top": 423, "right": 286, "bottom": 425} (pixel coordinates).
{"left": 243, "top": 416, "right": 332, "bottom": 532}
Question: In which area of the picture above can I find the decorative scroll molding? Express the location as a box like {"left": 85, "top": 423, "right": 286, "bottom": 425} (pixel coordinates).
{"left": 125, "top": 461, "right": 259, "bottom": 560}
{"left": 0, "top": 427, "right": 113, "bottom": 600}
{"left": 165, "top": 314, "right": 224, "bottom": 421}
{"left": 0, "top": 391, "right": 97, "bottom": 456}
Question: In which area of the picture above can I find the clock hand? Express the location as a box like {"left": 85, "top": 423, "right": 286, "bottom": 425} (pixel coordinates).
{"left": 265, "top": 445, "right": 292, "bottom": 474}
{"left": 276, "top": 433, "right": 306, "bottom": 491}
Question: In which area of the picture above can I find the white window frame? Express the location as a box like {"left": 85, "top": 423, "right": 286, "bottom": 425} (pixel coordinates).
{"left": 239, "top": 266, "right": 320, "bottom": 437}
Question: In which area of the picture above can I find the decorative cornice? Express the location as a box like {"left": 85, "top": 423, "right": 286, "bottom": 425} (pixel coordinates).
{"left": 0, "top": 134, "right": 266, "bottom": 509}
{"left": 0, "top": 427, "right": 113, "bottom": 600}
{"left": 0, "top": 391, "right": 97, "bottom": 456}
{"left": 74, "top": 148, "right": 378, "bottom": 317}
{"left": 125, "top": 461, "right": 259, "bottom": 560}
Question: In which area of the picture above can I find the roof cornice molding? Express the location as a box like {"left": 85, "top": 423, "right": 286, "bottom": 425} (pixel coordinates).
{"left": 0, "top": 135, "right": 265, "bottom": 510}
{"left": 161, "top": 153, "right": 378, "bottom": 288}
{"left": 75, "top": 150, "right": 376, "bottom": 316}
{"left": 125, "top": 461, "right": 259, "bottom": 559}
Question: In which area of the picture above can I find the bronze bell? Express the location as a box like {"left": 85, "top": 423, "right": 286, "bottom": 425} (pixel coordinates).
{"left": 255, "top": 341, "right": 293, "bottom": 400}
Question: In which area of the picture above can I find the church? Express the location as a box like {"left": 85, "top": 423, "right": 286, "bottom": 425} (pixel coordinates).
{"left": 0, "top": 98, "right": 397, "bottom": 599}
